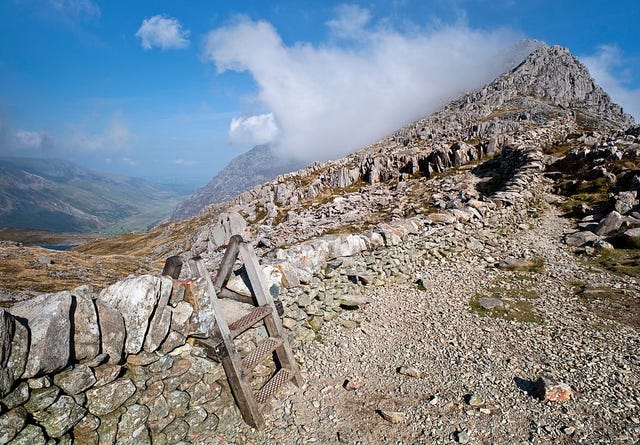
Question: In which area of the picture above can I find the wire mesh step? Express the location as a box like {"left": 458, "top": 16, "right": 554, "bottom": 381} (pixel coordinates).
{"left": 229, "top": 306, "right": 272, "bottom": 338}
{"left": 241, "top": 336, "right": 284, "bottom": 372}
{"left": 255, "top": 367, "right": 293, "bottom": 405}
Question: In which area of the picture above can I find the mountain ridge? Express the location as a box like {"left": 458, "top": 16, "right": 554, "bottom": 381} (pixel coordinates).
{"left": 75, "top": 44, "right": 635, "bottom": 261}
{"left": 171, "top": 144, "right": 304, "bottom": 220}
{"left": 0, "top": 157, "right": 189, "bottom": 234}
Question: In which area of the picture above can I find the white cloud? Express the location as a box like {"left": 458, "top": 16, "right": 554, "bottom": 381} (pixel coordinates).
{"left": 46, "top": 0, "right": 100, "bottom": 19}
{"left": 172, "top": 159, "right": 198, "bottom": 166}
{"left": 136, "top": 14, "right": 190, "bottom": 50}
{"left": 581, "top": 45, "right": 640, "bottom": 121}
{"left": 326, "top": 4, "right": 371, "bottom": 40}
{"left": 0, "top": 116, "right": 48, "bottom": 154}
{"left": 14, "top": 130, "right": 44, "bottom": 149}
{"left": 229, "top": 113, "right": 280, "bottom": 146}
{"left": 69, "top": 116, "right": 131, "bottom": 152}
{"left": 204, "top": 11, "right": 521, "bottom": 162}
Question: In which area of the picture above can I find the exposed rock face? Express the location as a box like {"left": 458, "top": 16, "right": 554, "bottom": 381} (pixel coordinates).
{"left": 99, "top": 275, "right": 174, "bottom": 354}
{"left": 8, "top": 292, "right": 72, "bottom": 379}
{"left": 171, "top": 144, "right": 304, "bottom": 220}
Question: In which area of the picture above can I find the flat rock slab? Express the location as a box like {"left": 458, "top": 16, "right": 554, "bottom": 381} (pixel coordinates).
{"left": 53, "top": 365, "right": 96, "bottom": 395}
{"left": 9, "top": 291, "right": 72, "bottom": 378}
{"left": 86, "top": 378, "right": 136, "bottom": 416}
{"left": 339, "top": 294, "right": 371, "bottom": 308}
{"left": 0, "top": 308, "right": 16, "bottom": 397}
{"left": 478, "top": 297, "right": 504, "bottom": 310}
{"left": 95, "top": 299, "right": 125, "bottom": 364}
{"left": 32, "top": 395, "right": 86, "bottom": 438}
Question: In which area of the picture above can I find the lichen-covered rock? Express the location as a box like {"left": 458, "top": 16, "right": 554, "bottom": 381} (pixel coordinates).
{"left": 1, "top": 381, "right": 29, "bottom": 409}
{"left": 53, "top": 365, "right": 96, "bottom": 395}
{"left": 0, "top": 406, "right": 27, "bottom": 443}
{"left": 93, "top": 363, "right": 122, "bottom": 387}
{"left": 71, "top": 286, "right": 100, "bottom": 362}
{"left": 0, "top": 308, "right": 16, "bottom": 397}
{"left": 96, "top": 410, "right": 121, "bottom": 445}
{"left": 143, "top": 277, "right": 173, "bottom": 352}
{"left": 7, "top": 316, "right": 29, "bottom": 382}
{"left": 9, "top": 291, "right": 72, "bottom": 378}
{"left": 32, "top": 394, "right": 86, "bottom": 438}
{"left": 162, "top": 418, "right": 189, "bottom": 443}
{"left": 169, "top": 302, "right": 193, "bottom": 337}
{"left": 99, "top": 275, "right": 172, "bottom": 355}
{"left": 116, "top": 404, "right": 151, "bottom": 445}
{"left": 10, "top": 423, "right": 46, "bottom": 445}
{"left": 86, "top": 378, "right": 136, "bottom": 416}
{"left": 24, "top": 385, "right": 60, "bottom": 413}
{"left": 95, "top": 299, "right": 126, "bottom": 364}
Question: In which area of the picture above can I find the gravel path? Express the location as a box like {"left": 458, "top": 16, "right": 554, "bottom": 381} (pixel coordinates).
{"left": 214, "top": 204, "right": 640, "bottom": 444}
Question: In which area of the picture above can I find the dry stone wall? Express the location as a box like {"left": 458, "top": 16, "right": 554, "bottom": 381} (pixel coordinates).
{"left": 0, "top": 275, "right": 236, "bottom": 444}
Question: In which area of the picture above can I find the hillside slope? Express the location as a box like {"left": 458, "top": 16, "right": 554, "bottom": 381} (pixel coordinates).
{"left": 0, "top": 157, "right": 188, "bottom": 234}
{"left": 76, "top": 45, "right": 634, "bottom": 261}
{"left": 171, "top": 144, "right": 304, "bottom": 220}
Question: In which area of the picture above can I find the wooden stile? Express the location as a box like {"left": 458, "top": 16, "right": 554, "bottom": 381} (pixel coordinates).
{"left": 189, "top": 236, "right": 301, "bottom": 429}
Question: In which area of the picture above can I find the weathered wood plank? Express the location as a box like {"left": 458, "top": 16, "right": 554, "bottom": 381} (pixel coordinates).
{"left": 194, "top": 258, "right": 265, "bottom": 429}
{"left": 239, "top": 243, "right": 302, "bottom": 387}
{"left": 213, "top": 234, "right": 242, "bottom": 292}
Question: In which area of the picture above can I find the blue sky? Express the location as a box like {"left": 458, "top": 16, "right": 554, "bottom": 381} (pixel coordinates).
{"left": 0, "top": 1, "right": 638, "bottom": 184}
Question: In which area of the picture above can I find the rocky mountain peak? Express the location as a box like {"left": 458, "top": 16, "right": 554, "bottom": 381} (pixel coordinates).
{"left": 451, "top": 45, "right": 634, "bottom": 129}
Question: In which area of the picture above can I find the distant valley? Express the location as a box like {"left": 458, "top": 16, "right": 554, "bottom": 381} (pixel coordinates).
{"left": 0, "top": 157, "right": 196, "bottom": 237}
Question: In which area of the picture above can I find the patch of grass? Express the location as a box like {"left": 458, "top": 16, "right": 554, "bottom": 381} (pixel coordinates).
{"left": 543, "top": 142, "right": 575, "bottom": 155}
{"left": 589, "top": 248, "right": 640, "bottom": 277}
{"left": 253, "top": 205, "right": 268, "bottom": 223}
{"left": 558, "top": 177, "right": 611, "bottom": 215}
{"left": 469, "top": 291, "right": 543, "bottom": 324}
{"left": 577, "top": 286, "right": 640, "bottom": 330}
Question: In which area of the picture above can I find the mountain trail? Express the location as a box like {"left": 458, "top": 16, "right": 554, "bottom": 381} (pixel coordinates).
{"left": 214, "top": 202, "right": 640, "bottom": 444}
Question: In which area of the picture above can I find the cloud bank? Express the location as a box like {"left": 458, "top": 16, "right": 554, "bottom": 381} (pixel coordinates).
{"left": 582, "top": 45, "right": 640, "bottom": 121}
{"left": 0, "top": 116, "right": 49, "bottom": 155}
{"left": 229, "top": 113, "right": 280, "bottom": 146}
{"left": 204, "top": 8, "right": 521, "bottom": 162}
{"left": 136, "top": 14, "right": 190, "bottom": 50}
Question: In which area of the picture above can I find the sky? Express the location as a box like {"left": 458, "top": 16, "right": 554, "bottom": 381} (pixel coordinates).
{"left": 0, "top": 1, "right": 638, "bottom": 185}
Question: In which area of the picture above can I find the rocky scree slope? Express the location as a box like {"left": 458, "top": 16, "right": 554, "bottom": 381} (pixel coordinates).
{"left": 74, "top": 45, "right": 634, "bottom": 264}
{"left": 182, "top": 45, "right": 634, "bottom": 260}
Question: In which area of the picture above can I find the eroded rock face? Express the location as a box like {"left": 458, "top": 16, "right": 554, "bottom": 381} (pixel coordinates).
{"left": 71, "top": 286, "right": 100, "bottom": 362}
{"left": 95, "top": 299, "right": 126, "bottom": 364}
{"left": 208, "top": 212, "right": 248, "bottom": 250}
{"left": 9, "top": 292, "right": 73, "bottom": 379}
{"left": 99, "top": 275, "right": 173, "bottom": 355}
{"left": 0, "top": 309, "right": 17, "bottom": 397}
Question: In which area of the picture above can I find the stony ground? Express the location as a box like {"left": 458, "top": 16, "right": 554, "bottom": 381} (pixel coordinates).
{"left": 212, "top": 202, "right": 640, "bottom": 444}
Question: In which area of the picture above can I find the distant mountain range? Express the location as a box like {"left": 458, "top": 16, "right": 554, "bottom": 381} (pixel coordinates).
{"left": 171, "top": 144, "right": 304, "bottom": 220}
{"left": 0, "top": 157, "right": 190, "bottom": 234}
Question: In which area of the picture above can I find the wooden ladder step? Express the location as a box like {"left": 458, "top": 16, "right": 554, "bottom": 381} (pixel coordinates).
{"left": 255, "top": 368, "right": 293, "bottom": 405}
{"left": 228, "top": 306, "right": 272, "bottom": 338}
{"left": 241, "top": 337, "right": 284, "bottom": 372}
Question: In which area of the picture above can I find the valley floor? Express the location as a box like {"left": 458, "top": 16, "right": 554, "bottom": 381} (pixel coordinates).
{"left": 213, "top": 204, "right": 640, "bottom": 444}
